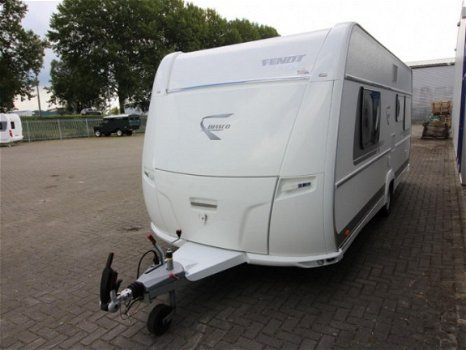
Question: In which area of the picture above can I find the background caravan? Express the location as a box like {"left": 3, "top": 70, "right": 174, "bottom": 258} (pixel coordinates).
{"left": 0, "top": 114, "right": 23, "bottom": 145}
{"left": 100, "top": 22, "right": 412, "bottom": 335}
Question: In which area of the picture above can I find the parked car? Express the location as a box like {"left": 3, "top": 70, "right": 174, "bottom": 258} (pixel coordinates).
{"left": 81, "top": 107, "right": 102, "bottom": 116}
{"left": 93, "top": 114, "right": 140, "bottom": 137}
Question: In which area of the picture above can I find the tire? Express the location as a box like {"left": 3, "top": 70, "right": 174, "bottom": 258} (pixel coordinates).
{"left": 147, "top": 304, "right": 172, "bottom": 336}
{"left": 95, "top": 130, "right": 101, "bottom": 137}
{"left": 116, "top": 129, "right": 123, "bottom": 137}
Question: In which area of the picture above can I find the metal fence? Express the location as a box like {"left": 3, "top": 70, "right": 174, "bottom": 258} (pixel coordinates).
{"left": 21, "top": 117, "right": 147, "bottom": 142}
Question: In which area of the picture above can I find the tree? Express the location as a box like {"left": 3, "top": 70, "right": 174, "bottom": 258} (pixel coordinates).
{"left": 223, "top": 19, "right": 278, "bottom": 46}
{"left": 48, "top": 0, "right": 167, "bottom": 113}
{"left": 47, "top": 59, "right": 108, "bottom": 113}
{"left": 0, "top": 0, "right": 46, "bottom": 112}
{"left": 48, "top": 0, "right": 279, "bottom": 112}
{"left": 162, "top": 5, "right": 279, "bottom": 51}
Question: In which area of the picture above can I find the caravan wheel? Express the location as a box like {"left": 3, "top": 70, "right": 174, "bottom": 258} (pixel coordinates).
{"left": 95, "top": 130, "right": 101, "bottom": 137}
{"left": 116, "top": 129, "right": 123, "bottom": 137}
{"left": 147, "top": 304, "right": 173, "bottom": 336}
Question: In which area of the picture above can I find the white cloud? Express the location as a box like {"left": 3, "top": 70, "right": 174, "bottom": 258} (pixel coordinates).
{"left": 189, "top": 0, "right": 462, "bottom": 62}
{"left": 14, "top": 86, "right": 55, "bottom": 112}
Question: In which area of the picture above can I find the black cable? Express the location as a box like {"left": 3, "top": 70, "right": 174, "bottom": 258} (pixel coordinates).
{"left": 125, "top": 298, "right": 141, "bottom": 314}
{"left": 120, "top": 297, "right": 143, "bottom": 320}
{"left": 136, "top": 249, "right": 157, "bottom": 277}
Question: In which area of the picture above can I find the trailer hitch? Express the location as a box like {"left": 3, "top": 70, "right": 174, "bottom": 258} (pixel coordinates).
{"left": 99, "top": 252, "right": 145, "bottom": 312}
{"left": 99, "top": 238, "right": 187, "bottom": 335}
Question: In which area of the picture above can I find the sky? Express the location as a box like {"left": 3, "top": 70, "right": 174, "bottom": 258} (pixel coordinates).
{"left": 15, "top": 0, "right": 464, "bottom": 110}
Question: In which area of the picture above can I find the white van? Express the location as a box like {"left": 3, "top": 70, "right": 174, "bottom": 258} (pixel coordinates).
{"left": 0, "top": 114, "right": 24, "bottom": 144}
{"left": 101, "top": 22, "right": 412, "bottom": 334}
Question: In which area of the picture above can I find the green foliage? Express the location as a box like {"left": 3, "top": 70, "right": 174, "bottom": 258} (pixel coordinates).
{"left": 0, "top": 0, "right": 46, "bottom": 112}
{"left": 226, "top": 19, "right": 278, "bottom": 45}
{"left": 47, "top": 0, "right": 279, "bottom": 112}
{"left": 110, "top": 107, "right": 119, "bottom": 115}
{"left": 162, "top": 3, "right": 279, "bottom": 51}
{"left": 48, "top": 0, "right": 167, "bottom": 112}
{"left": 47, "top": 59, "right": 107, "bottom": 113}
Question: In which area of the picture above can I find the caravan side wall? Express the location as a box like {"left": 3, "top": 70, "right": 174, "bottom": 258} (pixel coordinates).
{"left": 452, "top": 3, "right": 466, "bottom": 184}
{"left": 333, "top": 26, "right": 412, "bottom": 249}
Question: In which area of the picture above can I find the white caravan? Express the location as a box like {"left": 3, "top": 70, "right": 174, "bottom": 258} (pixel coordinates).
{"left": 143, "top": 22, "right": 412, "bottom": 271}
{"left": 100, "top": 22, "right": 412, "bottom": 335}
{"left": 0, "top": 114, "right": 24, "bottom": 144}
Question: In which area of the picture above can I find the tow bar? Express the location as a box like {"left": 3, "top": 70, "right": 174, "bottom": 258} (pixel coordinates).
{"left": 100, "top": 232, "right": 246, "bottom": 336}
{"left": 99, "top": 235, "right": 187, "bottom": 336}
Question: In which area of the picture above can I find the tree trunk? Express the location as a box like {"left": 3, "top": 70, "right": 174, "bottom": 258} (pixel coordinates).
{"left": 118, "top": 94, "right": 125, "bottom": 114}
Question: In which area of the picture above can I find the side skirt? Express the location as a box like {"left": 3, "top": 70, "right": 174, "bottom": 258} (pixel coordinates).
{"left": 336, "top": 185, "right": 385, "bottom": 249}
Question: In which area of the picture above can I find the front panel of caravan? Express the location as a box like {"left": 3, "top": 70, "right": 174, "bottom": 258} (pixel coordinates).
{"left": 148, "top": 81, "right": 308, "bottom": 177}
{"left": 144, "top": 170, "right": 276, "bottom": 253}
{"left": 143, "top": 25, "right": 354, "bottom": 261}
{"left": 143, "top": 80, "right": 310, "bottom": 254}
{"left": 0, "top": 114, "right": 22, "bottom": 143}
{"left": 0, "top": 116, "right": 9, "bottom": 143}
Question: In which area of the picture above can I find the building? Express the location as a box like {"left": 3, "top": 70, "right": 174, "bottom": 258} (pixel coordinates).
{"left": 452, "top": 2, "right": 466, "bottom": 185}
{"left": 408, "top": 58, "right": 456, "bottom": 121}
{"left": 14, "top": 110, "right": 34, "bottom": 117}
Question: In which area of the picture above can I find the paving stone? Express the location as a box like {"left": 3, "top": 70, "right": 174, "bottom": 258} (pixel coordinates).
{"left": 1, "top": 127, "right": 465, "bottom": 349}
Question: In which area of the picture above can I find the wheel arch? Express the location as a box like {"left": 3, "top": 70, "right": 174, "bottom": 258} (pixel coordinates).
{"left": 385, "top": 169, "right": 395, "bottom": 202}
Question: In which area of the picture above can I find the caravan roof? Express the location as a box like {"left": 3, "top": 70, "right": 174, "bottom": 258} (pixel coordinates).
{"left": 167, "top": 29, "right": 329, "bottom": 92}
{"left": 155, "top": 22, "right": 410, "bottom": 96}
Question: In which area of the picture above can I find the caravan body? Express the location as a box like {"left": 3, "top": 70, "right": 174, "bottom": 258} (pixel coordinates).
{"left": 142, "top": 22, "right": 412, "bottom": 279}
{"left": 0, "top": 114, "right": 23, "bottom": 144}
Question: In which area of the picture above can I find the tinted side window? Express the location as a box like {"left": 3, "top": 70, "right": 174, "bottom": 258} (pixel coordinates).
{"left": 402, "top": 96, "right": 408, "bottom": 130}
{"left": 10, "top": 121, "right": 15, "bottom": 129}
{"left": 129, "top": 117, "right": 140, "bottom": 127}
{"left": 353, "top": 87, "right": 381, "bottom": 164}
{"left": 395, "top": 94, "right": 405, "bottom": 123}
{"left": 395, "top": 95, "right": 400, "bottom": 122}
{"left": 0, "top": 122, "right": 6, "bottom": 130}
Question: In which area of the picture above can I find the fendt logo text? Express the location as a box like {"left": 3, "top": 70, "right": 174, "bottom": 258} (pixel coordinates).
{"left": 262, "top": 54, "right": 306, "bottom": 66}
